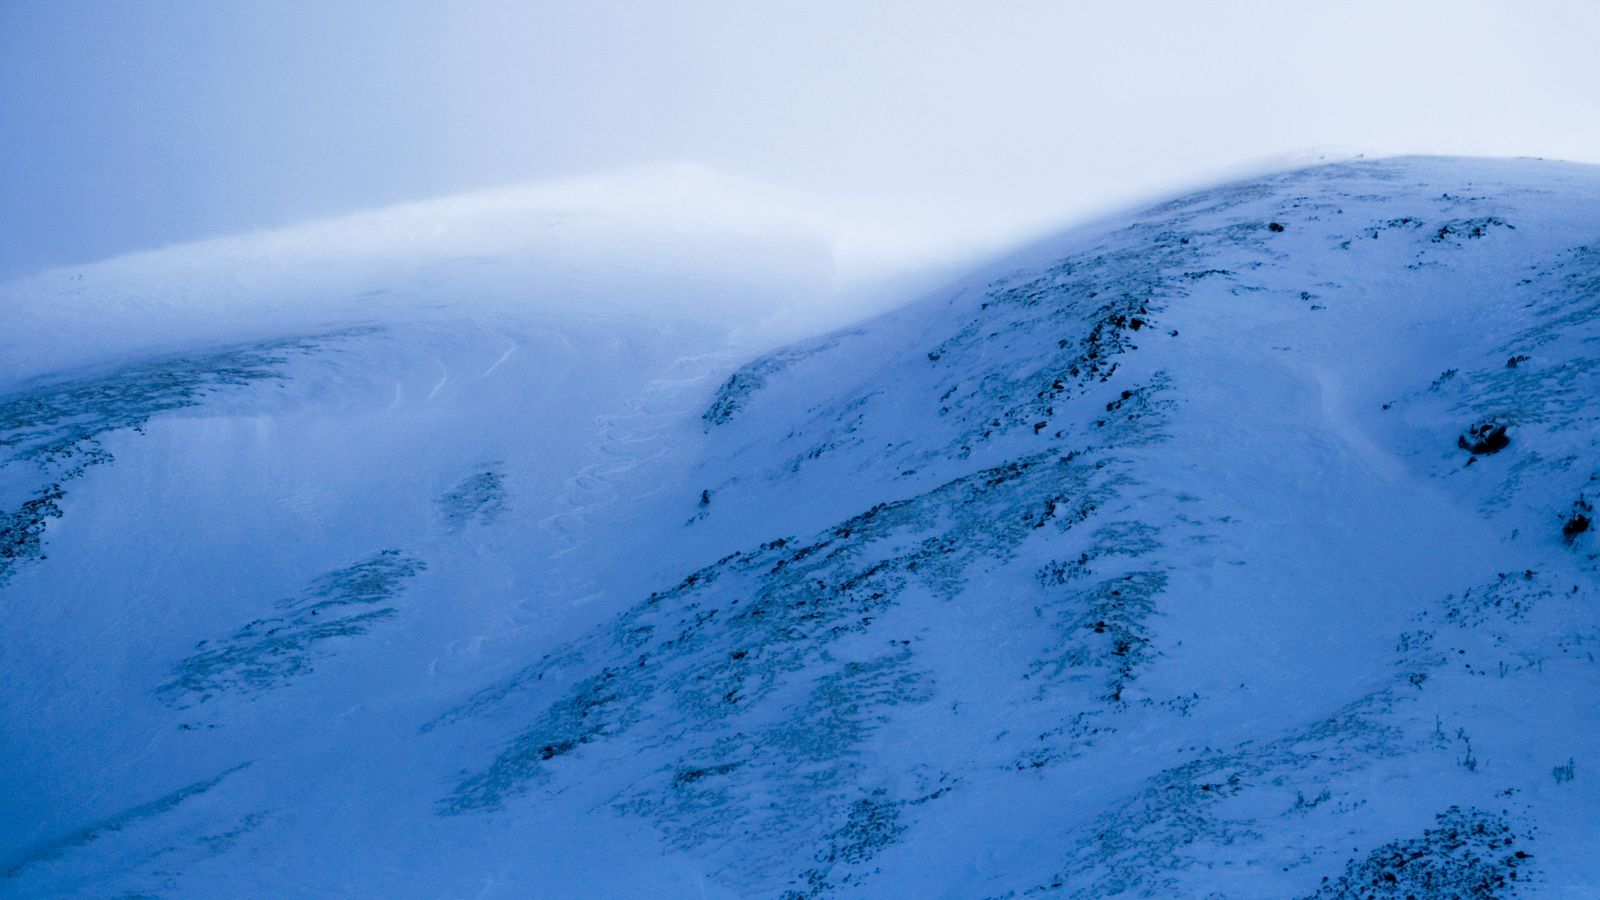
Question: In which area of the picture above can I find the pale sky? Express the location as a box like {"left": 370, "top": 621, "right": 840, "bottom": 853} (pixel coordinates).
{"left": 2, "top": 0, "right": 1597, "bottom": 281}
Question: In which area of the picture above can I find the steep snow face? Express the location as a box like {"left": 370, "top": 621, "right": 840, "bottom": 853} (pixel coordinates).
{"left": 4, "top": 157, "right": 1600, "bottom": 897}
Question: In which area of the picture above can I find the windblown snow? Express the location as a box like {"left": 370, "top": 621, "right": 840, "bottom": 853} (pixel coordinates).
{"left": 2, "top": 157, "right": 1598, "bottom": 897}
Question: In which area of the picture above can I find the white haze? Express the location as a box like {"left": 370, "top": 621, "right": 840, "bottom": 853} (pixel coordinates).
{"left": 2, "top": 0, "right": 1598, "bottom": 282}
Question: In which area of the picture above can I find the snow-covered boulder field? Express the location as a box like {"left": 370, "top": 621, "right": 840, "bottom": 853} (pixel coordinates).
{"left": 3, "top": 157, "right": 1598, "bottom": 897}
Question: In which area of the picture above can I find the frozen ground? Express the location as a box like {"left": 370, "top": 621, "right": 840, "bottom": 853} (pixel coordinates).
{"left": 2, "top": 157, "right": 1598, "bottom": 897}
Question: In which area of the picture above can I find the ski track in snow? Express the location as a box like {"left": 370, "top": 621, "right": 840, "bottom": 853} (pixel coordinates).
{"left": 428, "top": 345, "right": 746, "bottom": 681}
{"left": 424, "top": 355, "right": 450, "bottom": 402}
{"left": 479, "top": 339, "right": 519, "bottom": 379}
{"left": 529, "top": 348, "right": 742, "bottom": 604}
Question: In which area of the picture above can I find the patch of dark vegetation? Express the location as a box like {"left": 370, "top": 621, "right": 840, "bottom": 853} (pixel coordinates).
{"left": 437, "top": 468, "right": 507, "bottom": 528}
{"left": 988, "top": 302, "right": 1159, "bottom": 438}
{"left": 1099, "top": 382, "right": 1166, "bottom": 432}
{"left": 1458, "top": 421, "right": 1510, "bottom": 455}
{"left": 1438, "top": 569, "right": 1548, "bottom": 627}
{"left": 1038, "top": 685, "right": 1410, "bottom": 896}
{"left": 1371, "top": 216, "right": 1422, "bottom": 236}
{"left": 782, "top": 778, "right": 957, "bottom": 898}
{"left": 672, "top": 762, "right": 741, "bottom": 788}
{"left": 1012, "top": 709, "right": 1115, "bottom": 773}
{"left": 920, "top": 217, "right": 1215, "bottom": 445}
{"left": 1337, "top": 216, "right": 1428, "bottom": 249}
{"left": 819, "top": 790, "right": 906, "bottom": 867}
{"left": 0, "top": 338, "right": 319, "bottom": 470}
{"left": 160, "top": 550, "right": 425, "bottom": 705}
{"left": 1432, "top": 217, "right": 1514, "bottom": 242}
{"left": 1552, "top": 758, "right": 1576, "bottom": 784}
{"left": 0, "top": 483, "right": 64, "bottom": 585}
{"left": 1304, "top": 806, "right": 1531, "bottom": 899}
{"left": 1030, "top": 568, "right": 1167, "bottom": 704}
{"left": 705, "top": 367, "right": 774, "bottom": 426}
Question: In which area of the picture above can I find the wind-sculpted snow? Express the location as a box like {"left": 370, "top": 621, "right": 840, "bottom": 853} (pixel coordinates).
{"left": 160, "top": 550, "right": 425, "bottom": 706}
{"left": 0, "top": 763, "right": 251, "bottom": 883}
{"left": 0, "top": 333, "right": 350, "bottom": 586}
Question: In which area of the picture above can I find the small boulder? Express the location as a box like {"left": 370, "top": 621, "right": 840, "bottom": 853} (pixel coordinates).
{"left": 1458, "top": 422, "right": 1510, "bottom": 455}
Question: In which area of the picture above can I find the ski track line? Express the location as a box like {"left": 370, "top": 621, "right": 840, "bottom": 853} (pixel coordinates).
{"left": 425, "top": 356, "right": 450, "bottom": 403}
{"left": 479, "top": 339, "right": 519, "bottom": 379}
{"left": 522, "top": 349, "right": 743, "bottom": 614}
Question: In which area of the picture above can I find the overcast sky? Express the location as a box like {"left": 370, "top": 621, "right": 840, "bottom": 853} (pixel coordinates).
{"left": 2, "top": 0, "right": 1597, "bottom": 281}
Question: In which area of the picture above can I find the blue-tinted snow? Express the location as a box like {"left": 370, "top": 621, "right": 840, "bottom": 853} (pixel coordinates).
{"left": 3, "top": 157, "right": 1599, "bottom": 897}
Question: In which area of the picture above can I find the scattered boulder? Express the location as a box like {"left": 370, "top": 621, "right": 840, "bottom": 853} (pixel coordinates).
{"left": 1563, "top": 498, "right": 1593, "bottom": 544}
{"left": 1458, "top": 422, "right": 1510, "bottom": 455}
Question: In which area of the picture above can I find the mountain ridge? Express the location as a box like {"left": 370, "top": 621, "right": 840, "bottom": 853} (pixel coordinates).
{"left": 2, "top": 155, "right": 1598, "bottom": 897}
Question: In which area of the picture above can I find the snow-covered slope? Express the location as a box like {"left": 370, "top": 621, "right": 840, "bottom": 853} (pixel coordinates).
{"left": 4, "top": 157, "right": 1600, "bottom": 897}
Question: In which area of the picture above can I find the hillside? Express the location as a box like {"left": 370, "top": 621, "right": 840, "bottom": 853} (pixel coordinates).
{"left": 3, "top": 156, "right": 1599, "bottom": 897}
